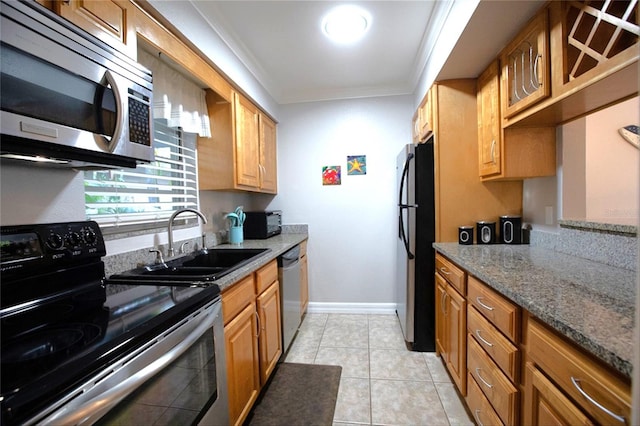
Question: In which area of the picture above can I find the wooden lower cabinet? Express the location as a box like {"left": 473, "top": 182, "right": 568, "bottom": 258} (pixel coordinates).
{"left": 222, "top": 260, "right": 282, "bottom": 426}
{"left": 467, "top": 371, "right": 505, "bottom": 426}
{"left": 525, "top": 317, "right": 631, "bottom": 426}
{"left": 524, "top": 362, "right": 594, "bottom": 426}
{"left": 224, "top": 301, "right": 260, "bottom": 426}
{"left": 468, "top": 337, "right": 518, "bottom": 425}
{"left": 256, "top": 280, "right": 282, "bottom": 385}
{"left": 435, "top": 254, "right": 467, "bottom": 395}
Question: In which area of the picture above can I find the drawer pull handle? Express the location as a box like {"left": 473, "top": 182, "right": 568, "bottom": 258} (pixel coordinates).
{"left": 473, "top": 409, "right": 484, "bottom": 426}
{"left": 439, "top": 266, "right": 451, "bottom": 275}
{"left": 475, "top": 330, "right": 494, "bottom": 347}
{"left": 475, "top": 367, "right": 493, "bottom": 389}
{"left": 570, "top": 377, "right": 625, "bottom": 423}
{"left": 255, "top": 311, "right": 261, "bottom": 338}
{"left": 441, "top": 291, "right": 447, "bottom": 315}
{"left": 476, "top": 296, "right": 495, "bottom": 311}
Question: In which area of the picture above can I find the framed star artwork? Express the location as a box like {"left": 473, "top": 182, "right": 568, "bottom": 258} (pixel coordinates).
{"left": 347, "top": 155, "right": 366, "bottom": 175}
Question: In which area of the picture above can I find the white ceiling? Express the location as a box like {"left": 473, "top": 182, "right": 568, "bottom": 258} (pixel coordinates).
{"left": 189, "top": 1, "right": 546, "bottom": 105}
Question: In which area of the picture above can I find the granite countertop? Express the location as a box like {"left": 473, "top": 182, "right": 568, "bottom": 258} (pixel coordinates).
{"left": 209, "top": 233, "right": 308, "bottom": 292}
{"left": 433, "top": 242, "right": 636, "bottom": 379}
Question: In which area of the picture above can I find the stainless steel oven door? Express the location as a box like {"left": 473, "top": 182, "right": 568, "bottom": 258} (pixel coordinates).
{"left": 30, "top": 296, "right": 228, "bottom": 426}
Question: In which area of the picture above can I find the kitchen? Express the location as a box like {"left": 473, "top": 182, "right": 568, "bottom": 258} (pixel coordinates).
{"left": 1, "top": 0, "right": 638, "bottom": 425}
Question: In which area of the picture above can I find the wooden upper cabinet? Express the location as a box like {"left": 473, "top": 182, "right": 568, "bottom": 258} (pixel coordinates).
{"left": 500, "top": 8, "right": 550, "bottom": 119}
{"left": 502, "top": 1, "right": 638, "bottom": 126}
{"left": 199, "top": 90, "right": 277, "bottom": 194}
{"left": 412, "top": 88, "right": 433, "bottom": 143}
{"left": 477, "top": 60, "right": 502, "bottom": 177}
{"left": 259, "top": 114, "right": 277, "bottom": 193}
{"left": 55, "top": 0, "right": 136, "bottom": 58}
{"left": 234, "top": 93, "right": 261, "bottom": 189}
{"left": 477, "top": 61, "right": 556, "bottom": 181}
{"left": 551, "top": 0, "right": 639, "bottom": 96}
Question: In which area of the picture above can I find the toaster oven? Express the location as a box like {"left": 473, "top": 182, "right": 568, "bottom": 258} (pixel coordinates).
{"left": 243, "top": 211, "right": 282, "bottom": 239}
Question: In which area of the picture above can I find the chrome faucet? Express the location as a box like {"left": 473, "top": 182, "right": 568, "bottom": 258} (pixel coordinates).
{"left": 168, "top": 208, "right": 208, "bottom": 257}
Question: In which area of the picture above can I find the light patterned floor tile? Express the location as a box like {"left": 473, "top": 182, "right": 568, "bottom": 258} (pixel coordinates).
{"left": 321, "top": 323, "right": 369, "bottom": 348}
{"left": 368, "top": 323, "right": 406, "bottom": 350}
{"left": 370, "top": 379, "right": 450, "bottom": 425}
{"left": 435, "top": 382, "right": 474, "bottom": 426}
{"left": 333, "top": 377, "right": 371, "bottom": 424}
{"left": 291, "top": 313, "right": 471, "bottom": 425}
{"left": 369, "top": 348, "right": 431, "bottom": 381}
{"left": 315, "top": 346, "right": 370, "bottom": 379}
{"left": 424, "top": 352, "right": 451, "bottom": 383}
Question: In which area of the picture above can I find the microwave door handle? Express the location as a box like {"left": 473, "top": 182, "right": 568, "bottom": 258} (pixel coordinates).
{"left": 99, "top": 70, "right": 125, "bottom": 152}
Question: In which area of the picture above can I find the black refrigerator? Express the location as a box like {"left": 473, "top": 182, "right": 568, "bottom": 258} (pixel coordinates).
{"left": 395, "top": 137, "right": 436, "bottom": 352}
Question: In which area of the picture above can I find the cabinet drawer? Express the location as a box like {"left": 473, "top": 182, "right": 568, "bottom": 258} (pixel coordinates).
{"left": 255, "top": 260, "right": 278, "bottom": 295}
{"left": 527, "top": 318, "right": 631, "bottom": 426}
{"left": 222, "top": 275, "right": 256, "bottom": 325}
{"left": 468, "top": 276, "right": 520, "bottom": 342}
{"left": 435, "top": 254, "right": 466, "bottom": 294}
{"left": 468, "top": 305, "right": 519, "bottom": 382}
{"left": 525, "top": 362, "right": 594, "bottom": 426}
{"left": 468, "top": 337, "right": 518, "bottom": 425}
{"left": 467, "top": 372, "right": 505, "bottom": 426}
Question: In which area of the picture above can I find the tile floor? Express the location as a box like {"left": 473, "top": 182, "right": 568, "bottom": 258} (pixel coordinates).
{"left": 284, "top": 313, "right": 474, "bottom": 426}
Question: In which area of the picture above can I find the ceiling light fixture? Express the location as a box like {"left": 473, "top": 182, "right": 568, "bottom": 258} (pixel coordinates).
{"left": 322, "top": 5, "right": 371, "bottom": 44}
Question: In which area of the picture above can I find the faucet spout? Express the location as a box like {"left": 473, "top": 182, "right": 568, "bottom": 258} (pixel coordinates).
{"left": 168, "top": 208, "right": 208, "bottom": 257}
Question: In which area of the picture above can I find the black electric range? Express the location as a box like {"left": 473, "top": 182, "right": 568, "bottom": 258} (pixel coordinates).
{"left": 0, "top": 221, "right": 222, "bottom": 425}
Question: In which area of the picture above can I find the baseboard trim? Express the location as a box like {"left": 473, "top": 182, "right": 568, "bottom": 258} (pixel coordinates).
{"left": 307, "top": 302, "right": 397, "bottom": 315}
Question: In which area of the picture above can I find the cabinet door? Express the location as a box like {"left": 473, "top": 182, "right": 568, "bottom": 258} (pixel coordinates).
{"left": 225, "top": 302, "right": 260, "bottom": 426}
{"left": 501, "top": 9, "right": 550, "bottom": 118}
{"left": 524, "top": 363, "right": 593, "bottom": 426}
{"left": 259, "top": 114, "right": 277, "bottom": 193}
{"left": 477, "top": 60, "right": 502, "bottom": 177}
{"left": 234, "top": 93, "right": 260, "bottom": 189}
{"left": 300, "top": 253, "right": 309, "bottom": 317}
{"left": 55, "top": 0, "right": 136, "bottom": 58}
{"left": 435, "top": 273, "right": 447, "bottom": 357}
{"left": 446, "top": 285, "right": 466, "bottom": 395}
{"left": 551, "top": 1, "right": 639, "bottom": 97}
{"left": 256, "top": 281, "right": 282, "bottom": 385}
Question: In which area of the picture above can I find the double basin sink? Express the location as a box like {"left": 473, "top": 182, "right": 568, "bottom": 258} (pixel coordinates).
{"left": 109, "top": 248, "right": 271, "bottom": 285}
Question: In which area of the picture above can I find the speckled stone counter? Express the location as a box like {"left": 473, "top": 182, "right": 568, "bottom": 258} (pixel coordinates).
{"left": 433, "top": 242, "right": 636, "bottom": 379}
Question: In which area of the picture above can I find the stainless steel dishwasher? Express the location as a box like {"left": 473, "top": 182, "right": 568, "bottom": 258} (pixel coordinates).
{"left": 278, "top": 245, "right": 301, "bottom": 355}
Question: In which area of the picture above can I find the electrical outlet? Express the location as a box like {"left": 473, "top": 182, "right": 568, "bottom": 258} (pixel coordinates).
{"left": 545, "top": 206, "right": 554, "bottom": 225}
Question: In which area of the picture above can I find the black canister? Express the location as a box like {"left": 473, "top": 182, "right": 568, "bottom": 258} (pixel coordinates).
{"left": 500, "top": 215, "right": 522, "bottom": 244}
{"left": 458, "top": 226, "right": 474, "bottom": 245}
{"left": 476, "top": 221, "right": 496, "bottom": 244}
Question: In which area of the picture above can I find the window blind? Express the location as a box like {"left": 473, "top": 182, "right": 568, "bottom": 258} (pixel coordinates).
{"left": 85, "top": 120, "right": 199, "bottom": 230}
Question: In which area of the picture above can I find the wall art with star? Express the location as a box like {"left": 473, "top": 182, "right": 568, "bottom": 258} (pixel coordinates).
{"left": 347, "top": 155, "right": 366, "bottom": 175}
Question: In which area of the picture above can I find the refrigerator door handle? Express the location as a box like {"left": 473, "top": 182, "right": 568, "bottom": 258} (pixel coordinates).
{"left": 398, "top": 152, "right": 415, "bottom": 260}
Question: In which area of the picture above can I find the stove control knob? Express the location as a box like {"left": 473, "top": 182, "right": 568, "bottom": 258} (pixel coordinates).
{"left": 83, "top": 227, "right": 98, "bottom": 245}
{"left": 46, "top": 233, "right": 64, "bottom": 250}
{"left": 66, "top": 232, "right": 82, "bottom": 247}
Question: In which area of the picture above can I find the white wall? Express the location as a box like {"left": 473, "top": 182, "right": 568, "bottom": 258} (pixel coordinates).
{"left": 266, "top": 95, "right": 412, "bottom": 305}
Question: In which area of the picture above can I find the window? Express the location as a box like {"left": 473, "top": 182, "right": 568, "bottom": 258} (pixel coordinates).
{"left": 84, "top": 121, "right": 198, "bottom": 231}
{"left": 84, "top": 47, "right": 210, "bottom": 233}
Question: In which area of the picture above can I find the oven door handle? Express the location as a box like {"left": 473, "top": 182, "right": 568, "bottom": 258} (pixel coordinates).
{"left": 36, "top": 300, "right": 221, "bottom": 425}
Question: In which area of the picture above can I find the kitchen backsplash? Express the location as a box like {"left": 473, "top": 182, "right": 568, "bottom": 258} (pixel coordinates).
{"left": 530, "top": 220, "right": 638, "bottom": 271}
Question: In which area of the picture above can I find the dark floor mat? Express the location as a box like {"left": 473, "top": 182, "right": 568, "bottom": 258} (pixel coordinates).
{"left": 246, "top": 363, "right": 342, "bottom": 426}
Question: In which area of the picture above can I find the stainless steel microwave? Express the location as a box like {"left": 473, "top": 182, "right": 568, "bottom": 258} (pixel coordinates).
{"left": 0, "top": 0, "right": 154, "bottom": 169}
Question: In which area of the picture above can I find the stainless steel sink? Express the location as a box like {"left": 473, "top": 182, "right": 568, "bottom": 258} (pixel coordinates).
{"left": 108, "top": 248, "right": 271, "bottom": 283}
